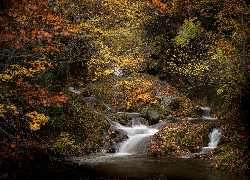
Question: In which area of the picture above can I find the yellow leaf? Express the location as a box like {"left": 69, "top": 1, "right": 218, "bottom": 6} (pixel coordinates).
{"left": 151, "top": 99, "right": 157, "bottom": 104}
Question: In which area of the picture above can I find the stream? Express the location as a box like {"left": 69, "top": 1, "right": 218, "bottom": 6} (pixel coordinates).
{"left": 65, "top": 121, "right": 248, "bottom": 180}
{"left": 65, "top": 155, "right": 248, "bottom": 180}
{"left": 66, "top": 94, "right": 249, "bottom": 179}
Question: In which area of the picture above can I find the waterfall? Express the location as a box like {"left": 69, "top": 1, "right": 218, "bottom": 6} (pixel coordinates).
{"left": 181, "top": 128, "right": 223, "bottom": 158}
{"left": 208, "top": 128, "right": 222, "bottom": 148}
{"left": 115, "top": 121, "right": 159, "bottom": 155}
{"left": 200, "top": 107, "right": 211, "bottom": 118}
{"left": 182, "top": 106, "right": 218, "bottom": 121}
{"left": 199, "top": 106, "right": 218, "bottom": 120}
{"left": 83, "top": 97, "right": 167, "bottom": 155}
{"left": 200, "top": 128, "right": 222, "bottom": 154}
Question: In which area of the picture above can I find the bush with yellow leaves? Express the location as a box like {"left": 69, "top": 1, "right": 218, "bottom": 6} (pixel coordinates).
{"left": 25, "top": 111, "right": 50, "bottom": 131}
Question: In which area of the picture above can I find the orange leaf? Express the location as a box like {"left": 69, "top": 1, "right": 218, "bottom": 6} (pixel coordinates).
{"left": 44, "top": 32, "right": 50, "bottom": 37}
{"left": 28, "top": 100, "right": 33, "bottom": 105}
{"left": 71, "top": 28, "right": 77, "bottom": 33}
{"left": 62, "top": 31, "right": 68, "bottom": 36}
{"left": 11, "top": 143, "right": 16, "bottom": 148}
{"left": 57, "top": 103, "right": 61, "bottom": 107}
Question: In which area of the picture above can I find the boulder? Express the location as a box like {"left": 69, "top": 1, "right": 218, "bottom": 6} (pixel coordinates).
{"left": 156, "top": 91, "right": 180, "bottom": 111}
{"left": 140, "top": 108, "right": 160, "bottom": 125}
{"left": 140, "top": 107, "right": 149, "bottom": 118}
{"left": 147, "top": 109, "right": 160, "bottom": 125}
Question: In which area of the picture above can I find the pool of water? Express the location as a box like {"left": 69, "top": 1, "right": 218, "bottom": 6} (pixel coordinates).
{"left": 65, "top": 154, "right": 249, "bottom": 180}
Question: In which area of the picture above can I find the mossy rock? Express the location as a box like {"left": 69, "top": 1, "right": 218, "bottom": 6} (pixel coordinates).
{"left": 140, "top": 108, "right": 160, "bottom": 125}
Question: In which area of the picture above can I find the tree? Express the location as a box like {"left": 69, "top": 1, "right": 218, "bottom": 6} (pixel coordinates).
{"left": 75, "top": 0, "right": 150, "bottom": 80}
{"left": 145, "top": 0, "right": 250, "bottom": 123}
{"left": 0, "top": 0, "right": 152, "bottom": 169}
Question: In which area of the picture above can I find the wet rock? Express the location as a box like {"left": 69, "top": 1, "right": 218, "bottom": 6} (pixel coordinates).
{"left": 140, "top": 108, "right": 150, "bottom": 117}
{"left": 101, "top": 128, "right": 128, "bottom": 154}
{"left": 140, "top": 108, "right": 160, "bottom": 125}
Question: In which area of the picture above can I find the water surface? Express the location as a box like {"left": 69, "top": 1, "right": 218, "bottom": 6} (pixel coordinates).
{"left": 66, "top": 155, "right": 249, "bottom": 180}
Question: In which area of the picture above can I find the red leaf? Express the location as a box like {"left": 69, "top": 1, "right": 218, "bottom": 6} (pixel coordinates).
{"left": 28, "top": 100, "right": 33, "bottom": 105}
{"left": 16, "top": 78, "right": 23, "bottom": 86}
{"left": 55, "top": 48, "right": 60, "bottom": 53}
{"left": 16, "top": 81, "right": 22, "bottom": 86}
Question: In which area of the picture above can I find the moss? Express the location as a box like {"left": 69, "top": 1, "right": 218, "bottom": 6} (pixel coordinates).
{"left": 174, "top": 128, "right": 188, "bottom": 139}
{"left": 164, "top": 143, "right": 173, "bottom": 154}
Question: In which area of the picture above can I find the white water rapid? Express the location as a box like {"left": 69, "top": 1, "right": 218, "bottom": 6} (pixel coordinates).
{"left": 115, "top": 122, "right": 159, "bottom": 155}
{"left": 200, "top": 128, "right": 222, "bottom": 154}
{"left": 208, "top": 128, "right": 223, "bottom": 148}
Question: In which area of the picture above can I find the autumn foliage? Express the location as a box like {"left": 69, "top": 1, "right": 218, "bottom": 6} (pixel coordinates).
{"left": 145, "top": 0, "right": 250, "bottom": 123}
{"left": 0, "top": 0, "right": 249, "bottom": 177}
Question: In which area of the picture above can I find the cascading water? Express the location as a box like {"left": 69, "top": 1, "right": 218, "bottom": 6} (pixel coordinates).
{"left": 208, "top": 128, "right": 222, "bottom": 148}
{"left": 200, "top": 107, "right": 218, "bottom": 120}
{"left": 84, "top": 97, "right": 222, "bottom": 157}
{"left": 200, "top": 107, "right": 211, "bottom": 118}
{"left": 83, "top": 97, "right": 167, "bottom": 155}
{"left": 115, "top": 119, "right": 159, "bottom": 155}
{"left": 183, "top": 106, "right": 218, "bottom": 121}
{"left": 182, "top": 128, "right": 222, "bottom": 158}
{"left": 200, "top": 128, "right": 222, "bottom": 154}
